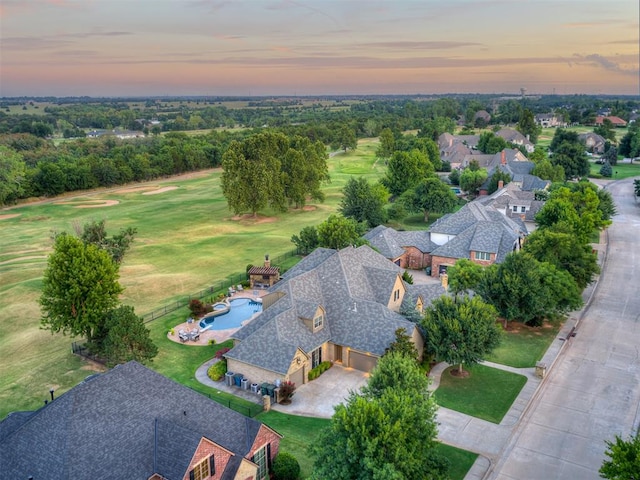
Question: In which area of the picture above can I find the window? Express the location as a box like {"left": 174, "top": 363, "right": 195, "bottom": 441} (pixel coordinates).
{"left": 474, "top": 251, "right": 491, "bottom": 261}
{"left": 512, "top": 205, "right": 518, "bottom": 212}
{"left": 252, "top": 445, "right": 271, "bottom": 480}
{"left": 393, "top": 289, "right": 400, "bottom": 302}
{"left": 311, "top": 347, "right": 322, "bottom": 369}
{"left": 521, "top": 206, "right": 526, "bottom": 213}
{"left": 189, "top": 456, "right": 214, "bottom": 480}
{"left": 313, "top": 313, "right": 323, "bottom": 330}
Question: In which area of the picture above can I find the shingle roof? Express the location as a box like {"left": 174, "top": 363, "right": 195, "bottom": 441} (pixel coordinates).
{"left": 0, "top": 362, "right": 276, "bottom": 480}
{"left": 225, "top": 246, "right": 418, "bottom": 374}
{"left": 363, "top": 226, "right": 436, "bottom": 258}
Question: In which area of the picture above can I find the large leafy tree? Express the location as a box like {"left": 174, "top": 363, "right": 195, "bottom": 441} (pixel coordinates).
{"left": 599, "top": 432, "right": 640, "bottom": 480}
{"left": 402, "top": 176, "right": 457, "bottom": 222}
{"left": 316, "top": 214, "right": 366, "bottom": 250}
{"left": 40, "top": 234, "right": 123, "bottom": 344}
{"left": 477, "top": 131, "right": 508, "bottom": 154}
{"left": 0, "top": 146, "right": 27, "bottom": 205}
{"left": 532, "top": 158, "right": 565, "bottom": 182}
{"left": 459, "top": 167, "right": 488, "bottom": 195}
{"left": 77, "top": 219, "right": 137, "bottom": 264}
{"left": 422, "top": 295, "right": 501, "bottom": 375}
{"left": 291, "top": 225, "right": 319, "bottom": 255}
{"left": 382, "top": 149, "right": 434, "bottom": 197}
{"left": 376, "top": 127, "right": 395, "bottom": 159}
{"left": 284, "top": 135, "right": 330, "bottom": 208}
{"left": 97, "top": 305, "right": 158, "bottom": 367}
{"left": 517, "top": 108, "right": 541, "bottom": 144}
{"left": 446, "top": 258, "right": 484, "bottom": 296}
{"left": 477, "top": 252, "right": 582, "bottom": 327}
{"left": 618, "top": 123, "right": 640, "bottom": 160}
{"left": 339, "top": 176, "right": 389, "bottom": 228}
{"left": 523, "top": 227, "right": 599, "bottom": 289}
{"left": 310, "top": 353, "right": 448, "bottom": 480}
{"left": 549, "top": 129, "right": 590, "bottom": 179}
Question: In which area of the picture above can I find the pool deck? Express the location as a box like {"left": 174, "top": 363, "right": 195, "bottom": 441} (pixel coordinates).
{"left": 166, "top": 289, "right": 267, "bottom": 346}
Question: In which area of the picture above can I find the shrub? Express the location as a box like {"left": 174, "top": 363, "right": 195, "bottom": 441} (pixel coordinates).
{"left": 169, "top": 328, "right": 175, "bottom": 336}
{"left": 214, "top": 347, "right": 231, "bottom": 359}
{"left": 272, "top": 451, "right": 301, "bottom": 480}
{"left": 402, "top": 270, "right": 413, "bottom": 284}
{"left": 246, "top": 263, "right": 254, "bottom": 273}
{"left": 600, "top": 161, "right": 613, "bottom": 177}
{"left": 208, "top": 339, "right": 216, "bottom": 346}
{"left": 207, "top": 359, "right": 227, "bottom": 381}
{"left": 278, "top": 380, "right": 295, "bottom": 401}
{"left": 188, "top": 298, "right": 206, "bottom": 317}
{"left": 308, "top": 361, "right": 332, "bottom": 381}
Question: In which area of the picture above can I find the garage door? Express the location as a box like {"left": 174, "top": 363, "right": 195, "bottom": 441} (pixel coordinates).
{"left": 349, "top": 352, "right": 378, "bottom": 372}
{"left": 289, "top": 366, "right": 304, "bottom": 386}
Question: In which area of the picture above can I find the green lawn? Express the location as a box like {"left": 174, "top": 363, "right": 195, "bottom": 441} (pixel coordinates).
{"left": 256, "top": 411, "right": 477, "bottom": 480}
{"left": 434, "top": 364, "right": 527, "bottom": 424}
{"left": 0, "top": 139, "right": 385, "bottom": 419}
{"left": 486, "top": 321, "right": 561, "bottom": 368}
{"left": 589, "top": 160, "right": 640, "bottom": 180}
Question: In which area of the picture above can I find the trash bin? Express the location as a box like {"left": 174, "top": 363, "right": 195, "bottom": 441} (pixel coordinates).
{"left": 225, "top": 371, "right": 235, "bottom": 386}
{"left": 233, "top": 373, "right": 243, "bottom": 387}
{"left": 251, "top": 383, "right": 259, "bottom": 394}
{"left": 265, "top": 383, "right": 276, "bottom": 401}
{"left": 241, "top": 378, "right": 249, "bottom": 390}
{"left": 260, "top": 383, "right": 270, "bottom": 395}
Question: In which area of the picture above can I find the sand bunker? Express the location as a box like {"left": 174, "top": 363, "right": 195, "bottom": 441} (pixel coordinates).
{"left": 55, "top": 199, "right": 120, "bottom": 208}
{"left": 142, "top": 186, "right": 178, "bottom": 195}
{"left": 0, "top": 213, "right": 21, "bottom": 220}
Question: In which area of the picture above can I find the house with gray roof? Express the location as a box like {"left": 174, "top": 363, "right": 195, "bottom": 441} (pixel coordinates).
{"left": 579, "top": 132, "right": 606, "bottom": 154}
{"left": 475, "top": 182, "right": 545, "bottom": 232}
{"left": 428, "top": 202, "right": 525, "bottom": 276}
{"left": 0, "top": 361, "right": 281, "bottom": 480}
{"left": 495, "top": 128, "right": 534, "bottom": 153}
{"left": 225, "top": 246, "right": 443, "bottom": 385}
{"left": 363, "top": 225, "right": 436, "bottom": 269}
{"left": 476, "top": 149, "right": 549, "bottom": 195}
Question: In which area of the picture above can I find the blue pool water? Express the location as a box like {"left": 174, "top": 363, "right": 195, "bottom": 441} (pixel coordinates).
{"left": 199, "top": 298, "right": 262, "bottom": 331}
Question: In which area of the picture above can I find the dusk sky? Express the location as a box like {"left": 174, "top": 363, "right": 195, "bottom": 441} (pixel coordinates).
{"left": 1, "top": 0, "right": 639, "bottom": 97}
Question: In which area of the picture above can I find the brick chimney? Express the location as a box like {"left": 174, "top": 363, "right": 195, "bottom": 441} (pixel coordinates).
{"left": 264, "top": 254, "right": 270, "bottom": 268}
{"left": 498, "top": 180, "right": 504, "bottom": 189}
{"left": 501, "top": 150, "right": 506, "bottom": 165}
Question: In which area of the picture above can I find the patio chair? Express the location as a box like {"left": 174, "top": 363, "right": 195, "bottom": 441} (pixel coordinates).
{"left": 189, "top": 329, "right": 200, "bottom": 341}
{"left": 178, "top": 330, "right": 188, "bottom": 342}
{"left": 237, "top": 284, "right": 244, "bottom": 291}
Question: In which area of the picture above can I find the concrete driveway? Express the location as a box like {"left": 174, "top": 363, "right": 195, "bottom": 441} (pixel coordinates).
{"left": 271, "top": 365, "right": 369, "bottom": 418}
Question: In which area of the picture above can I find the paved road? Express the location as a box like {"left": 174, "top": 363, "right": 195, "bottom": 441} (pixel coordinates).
{"left": 488, "top": 178, "right": 640, "bottom": 479}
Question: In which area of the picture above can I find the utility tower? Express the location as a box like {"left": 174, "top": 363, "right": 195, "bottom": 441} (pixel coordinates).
{"left": 520, "top": 87, "right": 527, "bottom": 99}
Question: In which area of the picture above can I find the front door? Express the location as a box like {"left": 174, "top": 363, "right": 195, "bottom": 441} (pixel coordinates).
{"left": 334, "top": 345, "right": 343, "bottom": 364}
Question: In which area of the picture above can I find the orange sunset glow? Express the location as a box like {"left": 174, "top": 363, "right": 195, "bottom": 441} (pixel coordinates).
{"left": 1, "top": 0, "right": 638, "bottom": 97}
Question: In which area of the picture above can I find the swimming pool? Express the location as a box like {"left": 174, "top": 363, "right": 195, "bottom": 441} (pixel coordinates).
{"left": 199, "top": 297, "right": 262, "bottom": 331}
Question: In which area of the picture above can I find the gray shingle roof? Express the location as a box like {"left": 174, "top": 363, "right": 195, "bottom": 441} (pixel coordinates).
{"left": 0, "top": 362, "right": 276, "bottom": 480}
{"left": 363, "top": 226, "right": 436, "bottom": 258}
{"left": 225, "top": 246, "right": 418, "bottom": 374}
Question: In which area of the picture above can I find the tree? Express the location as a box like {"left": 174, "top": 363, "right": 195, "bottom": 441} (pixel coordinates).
{"left": 272, "top": 452, "right": 301, "bottom": 480}
{"left": 600, "top": 432, "right": 640, "bottom": 479}
{"left": 310, "top": 353, "right": 448, "bottom": 480}
{"left": 477, "top": 131, "right": 508, "bottom": 154}
{"left": 291, "top": 225, "right": 319, "bottom": 255}
{"left": 376, "top": 127, "right": 395, "bottom": 159}
{"left": 97, "top": 305, "right": 158, "bottom": 367}
{"left": 487, "top": 169, "right": 511, "bottom": 194}
{"left": 551, "top": 140, "right": 590, "bottom": 179}
{"left": 618, "top": 124, "right": 640, "bottom": 160}
{"left": 523, "top": 227, "right": 599, "bottom": 290}
{"left": 335, "top": 125, "right": 357, "bottom": 152}
{"left": 459, "top": 167, "right": 488, "bottom": 195}
{"left": 283, "top": 135, "right": 330, "bottom": 208}
{"left": 603, "top": 145, "right": 618, "bottom": 166}
{"left": 0, "top": 146, "right": 26, "bottom": 205}
{"left": 316, "top": 214, "right": 366, "bottom": 250}
{"left": 402, "top": 176, "right": 457, "bottom": 222}
{"left": 635, "top": 179, "right": 640, "bottom": 197}
{"left": 339, "top": 177, "right": 388, "bottom": 228}
{"left": 532, "top": 158, "right": 565, "bottom": 182}
{"left": 384, "top": 328, "right": 418, "bottom": 362}
{"left": 600, "top": 161, "right": 613, "bottom": 177}
{"left": 447, "top": 258, "right": 484, "bottom": 296}
{"left": 382, "top": 150, "right": 434, "bottom": 197}
{"left": 477, "top": 252, "right": 582, "bottom": 327}
{"left": 40, "top": 234, "right": 123, "bottom": 344}
{"left": 78, "top": 219, "right": 137, "bottom": 264}
{"left": 594, "top": 118, "right": 617, "bottom": 143}
{"left": 422, "top": 295, "right": 501, "bottom": 375}
{"left": 517, "top": 108, "right": 541, "bottom": 144}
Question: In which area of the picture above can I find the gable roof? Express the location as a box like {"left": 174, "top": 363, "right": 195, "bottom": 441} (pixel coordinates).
{"left": 226, "top": 246, "right": 417, "bottom": 374}
{"left": 363, "top": 225, "right": 436, "bottom": 258}
{"left": 0, "top": 362, "right": 278, "bottom": 480}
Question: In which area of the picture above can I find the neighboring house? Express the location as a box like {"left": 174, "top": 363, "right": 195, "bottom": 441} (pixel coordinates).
{"left": 476, "top": 149, "right": 548, "bottom": 195}
{"left": 438, "top": 133, "right": 480, "bottom": 168}
{"left": 595, "top": 115, "right": 627, "bottom": 127}
{"left": 495, "top": 128, "right": 535, "bottom": 153}
{"left": 0, "top": 361, "right": 281, "bottom": 480}
{"left": 428, "top": 202, "right": 525, "bottom": 276}
{"left": 473, "top": 110, "right": 492, "bottom": 124}
{"left": 475, "top": 182, "right": 545, "bottom": 233}
{"left": 248, "top": 255, "right": 280, "bottom": 289}
{"left": 225, "top": 246, "right": 444, "bottom": 384}
{"left": 579, "top": 132, "right": 606, "bottom": 154}
{"left": 363, "top": 225, "right": 436, "bottom": 269}
{"left": 534, "top": 113, "right": 567, "bottom": 128}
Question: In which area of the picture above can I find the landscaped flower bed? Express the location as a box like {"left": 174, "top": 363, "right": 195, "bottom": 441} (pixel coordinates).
{"left": 307, "top": 361, "right": 332, "bottom": 381}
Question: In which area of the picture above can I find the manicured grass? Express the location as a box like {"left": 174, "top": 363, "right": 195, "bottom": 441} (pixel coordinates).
{"left": 0, "top": 139, "right": 383, "bottom": 419}
{"left": 486, "top": 321, "right": 561, "bottom": 368}
{"left": 256, "top": 411, "right": 330, "bottom": 479}
{"left": 437, "top": 443, "right": 479, "bottom": 480}
{"left": 256, "top": 411, "right": 478, "bottom": 480}
{"left": 434, "top": 364, "right": 527, "bottom": 424}
{"left": 589, "top": 160, "right": 640, "bottom": 180}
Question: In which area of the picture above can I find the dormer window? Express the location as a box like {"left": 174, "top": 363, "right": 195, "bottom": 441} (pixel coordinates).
{"left": 313, "top": 313, "right": 324, "bottom": 330}
{"left": 393, "top": 289, "right": 400, "bottom": 302}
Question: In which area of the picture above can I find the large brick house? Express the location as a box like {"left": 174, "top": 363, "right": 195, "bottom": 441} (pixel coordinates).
{"left": 0, "top": 362, "right": 281, "bottom": 480}
{"left": 363, "top": 225, "right": 436, "bottom": 269}
{"left": 224, "top": 246, "right": 445, "bottom": 385}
